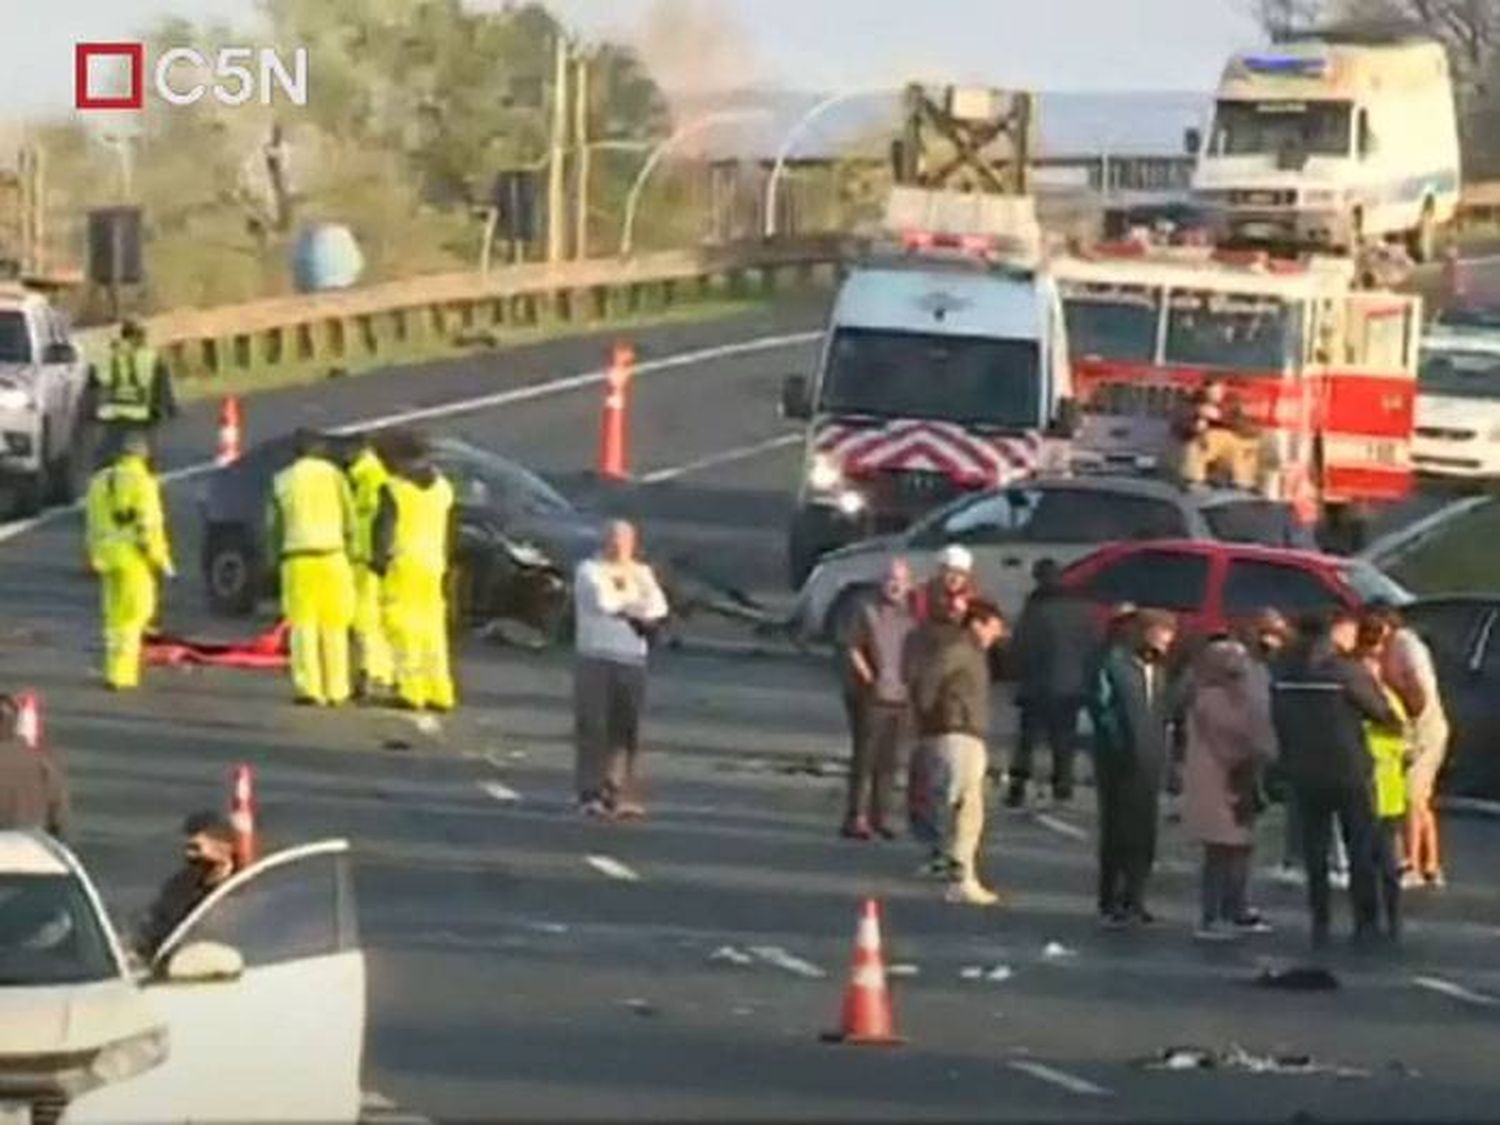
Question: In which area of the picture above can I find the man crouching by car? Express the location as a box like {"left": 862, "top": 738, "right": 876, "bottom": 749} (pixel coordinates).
{"left": 573, "top": 520, "right": 670, "bottom": 821}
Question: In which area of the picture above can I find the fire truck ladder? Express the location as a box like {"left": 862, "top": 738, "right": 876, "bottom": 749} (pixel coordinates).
{"left": 892, "top": 85, "right": 1035, "bottom": 196}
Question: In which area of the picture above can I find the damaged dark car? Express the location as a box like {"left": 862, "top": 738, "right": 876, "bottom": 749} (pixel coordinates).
{"left": 197, "top": 430, "right": 601, "bottom": 638}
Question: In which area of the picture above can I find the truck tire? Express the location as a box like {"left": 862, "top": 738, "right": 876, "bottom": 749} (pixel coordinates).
{"left": 46, "top": 418, "right": 90, "bottom": 504}
{"left": 12, "top": 421, "right": 49, "bottom": 517}
{"left": 1407, "top": 200, "right": 1436, "bottom": 264}
{"left": 203, "top": 525, "right": 259, "bottom": 617}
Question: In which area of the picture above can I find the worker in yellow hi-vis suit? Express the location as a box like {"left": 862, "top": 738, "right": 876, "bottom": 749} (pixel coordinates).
{"left": 347, "top": 434, "right": 394, "bottom": 699}
{"left": 267, "top": 430, "right": 356, "bottom": 707}
{"left": 84, "top": 431, "right": 174, "bottom": 690}
{"left": 373, "top": 438, "right": 457, "bottom": 712}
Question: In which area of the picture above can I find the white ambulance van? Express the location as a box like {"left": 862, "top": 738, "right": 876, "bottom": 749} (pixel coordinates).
{"left": 1191, "top": 30, "right": 1460, "bottom": 261}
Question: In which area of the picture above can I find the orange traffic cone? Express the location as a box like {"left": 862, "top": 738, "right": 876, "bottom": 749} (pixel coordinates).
{"left": 14, "top": 691, "right": 41, "bottom": 751}
{"left": 598, "top": 341, "right": 634, "bottom": 481}
{"left": 822, "top": 898, "right": 902, "bottom": 1046}
{"left": 229, "top": 764, "right": 259, "bottom": 869}
{"left": 216, "top": 397, "right": 243, "bottom": 466}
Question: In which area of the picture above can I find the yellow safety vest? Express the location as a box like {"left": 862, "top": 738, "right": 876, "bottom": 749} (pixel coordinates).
{"left": 347, "top": 448, "right": 388, "bottom": 566}
{"left": 387, "top": 474, "right": 454, "bottom": 575}
{"left": 97, "top": 345, "right": 158, "bottom": 423}
{"left": 1366, "top": 688, "right": 1410, "bottom": 820}
{"left": 85, "top": 455, "right": 170, "bottom": 571}
{"left": 272, "top": 456, "right": 351, "bottom": 556}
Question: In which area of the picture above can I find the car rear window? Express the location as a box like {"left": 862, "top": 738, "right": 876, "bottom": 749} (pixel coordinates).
{"left": 1202, "top": 499, "right": 1316, "bottom": 549}
{"left": 1026, "top": 491, "right": 1189, "bottom": 543}
{"left": 1079, "top": 549, "right": 1211, "bottom": 612}
{"left": 0, "top": 311, "right": 30, "bottom": 364}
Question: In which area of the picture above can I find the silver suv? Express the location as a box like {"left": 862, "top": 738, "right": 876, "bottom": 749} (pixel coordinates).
{"left": 0, "top": 285, "right": 90, "bottom": 514}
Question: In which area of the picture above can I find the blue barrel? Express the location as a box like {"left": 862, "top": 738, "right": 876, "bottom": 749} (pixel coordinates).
{"left": 291, "top": 223, "right": 365, "bottom": 292}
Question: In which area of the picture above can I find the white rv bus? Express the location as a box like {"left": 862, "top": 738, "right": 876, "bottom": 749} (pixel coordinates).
{"left": 1191, "top": 31, "right": 1460, "bottom": 261}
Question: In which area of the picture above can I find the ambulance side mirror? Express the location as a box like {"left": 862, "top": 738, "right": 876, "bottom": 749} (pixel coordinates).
{"left": 780, "top": 375, "right": 811, "bottom": 421}
{"left": 1183, "top": 127, "right": 1201, "bottom": 157}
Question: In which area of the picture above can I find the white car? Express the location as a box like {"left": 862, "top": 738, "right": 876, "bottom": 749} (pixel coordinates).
{"left": 791, "top": 475, "right": 1318, "bottom": 643}
{"left": 1414, "top": 328, "right": 1500, "bottom": 481}
{"left": 0, "top": 831, "right": 365, "bottom": 1124}
{"left": 0, "top": 286, "right": 91, "bottom": 515}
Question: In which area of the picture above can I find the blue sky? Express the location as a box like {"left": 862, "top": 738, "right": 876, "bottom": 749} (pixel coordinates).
{"left": 1, "top": 0, "right": 1262, "bottom": 119}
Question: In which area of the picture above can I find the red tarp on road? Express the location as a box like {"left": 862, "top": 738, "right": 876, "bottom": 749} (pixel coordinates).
{"left": 144, "top": 621, "right": 289, "bottom": 669}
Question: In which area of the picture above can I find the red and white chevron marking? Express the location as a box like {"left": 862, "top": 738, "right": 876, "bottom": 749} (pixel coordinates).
{"left": 814, "top": 419, "right": 1041, "bottom": 486}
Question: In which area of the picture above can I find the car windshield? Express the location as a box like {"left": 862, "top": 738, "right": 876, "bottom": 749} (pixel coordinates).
{"left": 1419, "top": 347, "right": 1500, "bottom": 400}
{"left": 1339, "top": 560, "right": 1413, "bottom": 606}
{"left": 0, "top": 874, "right": 118, "bottom": 986}
{"left": 819, "top": 328, "right": 1041, "bottom": 428}
{"left": 1061, "top": 283, "right": 1160, "bottom": 362}
{"left": 1165, "top": 290, "right": 1301, "bottom": 373}
{"left": 1439, "top": 306, "right": 1500, "bottom": 331}
{"left": 1210, "top": 99, "right": 1352, "bottom": 158}
{"left": 437, "top": 442, "right": 573, "bottom": 516}
{"left": 0, "top": 311, "right": 30, "bottom": 364}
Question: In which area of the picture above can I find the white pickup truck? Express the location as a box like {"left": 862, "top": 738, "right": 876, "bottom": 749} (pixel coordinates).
{"left": 0, "top": 285, "right": 91, "bottom": 515}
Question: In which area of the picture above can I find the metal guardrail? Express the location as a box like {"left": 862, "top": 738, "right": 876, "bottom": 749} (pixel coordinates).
{"left": 78, "top": 237, "right": 844, "bottom": 382}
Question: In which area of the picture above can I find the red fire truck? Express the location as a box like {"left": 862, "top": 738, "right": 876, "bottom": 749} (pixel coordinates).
{"left": 1052, "top": 244, "right": 1420, "bottom": 545}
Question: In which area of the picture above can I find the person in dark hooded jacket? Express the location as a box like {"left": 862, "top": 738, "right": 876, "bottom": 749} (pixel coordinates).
{"left": 372, "top": 432, "right": 461, "bottom": 712}
{"left": 0, "top": 696, "right": 69, "bottom": 839}
{"left": 1271, "top": 608, "right": 1399, "bottom": 950}
{"left": 1008, "top": 558, "right": 1101, "bottom": 808}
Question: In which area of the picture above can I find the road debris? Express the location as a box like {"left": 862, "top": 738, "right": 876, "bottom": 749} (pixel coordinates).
{"left": 960, "top": 965, "right": 1014, "bottom": 983}
{"left": 709, "top": 945, "right": 755, "bottom": 966}
{"left": 1252, "top": 965, "right": 1340, "bottom": 991}
{"left": 1139, "top": 1044, "right": 1374, "bottom": 1079}
{"left": 620, "top": 998, "right": 658, "bottom": 1018}
{"left": 1042, "top": 941, "right": 1077, "bottom": 960}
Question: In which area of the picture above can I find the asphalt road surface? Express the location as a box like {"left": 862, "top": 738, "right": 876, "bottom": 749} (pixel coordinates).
{"left": 2, "top": 300, "right": 1498, "bottom": 1122}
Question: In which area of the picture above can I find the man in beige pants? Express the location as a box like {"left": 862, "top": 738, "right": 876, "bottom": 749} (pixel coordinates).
{"left": 908, "top": 588, "right": 1007, "bottom": 905}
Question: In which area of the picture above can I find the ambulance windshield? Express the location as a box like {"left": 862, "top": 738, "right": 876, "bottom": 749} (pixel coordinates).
{"left": 1062, "top": 283, "right": 1160, "bottom": 362}
{"left": 1210, "top": 99, "right": 1353, "bottom": 158}
{"left": 819, "top": 328, "right": 1041, "bottom": 428}
{"left": 1164, "top": 290, "right": 1302, "bottom": 373}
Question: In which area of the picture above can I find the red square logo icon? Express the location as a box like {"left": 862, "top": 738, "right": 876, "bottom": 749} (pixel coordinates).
{"left": 75, "top": 42, "right": 144, "bottom": 110}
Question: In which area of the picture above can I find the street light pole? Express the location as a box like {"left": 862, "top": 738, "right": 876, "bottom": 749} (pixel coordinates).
{"left": 546, "top": 34, "right": 570, "bottom": 264}
{"left": 619, "top": 110, "right": 770, "bottom": 257}
{"left": 762, "top": 88, "right": 895, "bottom": 239}
{"left": 573, "top": 51, "right": 591, "bottom": 259}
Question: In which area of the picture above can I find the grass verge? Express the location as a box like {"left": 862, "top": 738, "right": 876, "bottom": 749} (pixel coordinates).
{"left": 1389, "top": 499, "right": 1500, "bottom": 594}
{"left": 171, "top": 294, "right": 785, "bottom": 405}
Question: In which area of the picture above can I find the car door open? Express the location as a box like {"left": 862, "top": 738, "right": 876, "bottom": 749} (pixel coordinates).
{"left": 76, "top": 840, "right": 365, "bottom": 1123}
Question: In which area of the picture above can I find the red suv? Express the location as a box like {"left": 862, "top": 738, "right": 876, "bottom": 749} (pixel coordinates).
{"left": 1058, "top": 540, "right": 1413, "bottom": 637}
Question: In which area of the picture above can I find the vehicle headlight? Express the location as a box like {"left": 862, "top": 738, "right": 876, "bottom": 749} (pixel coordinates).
{"left": 835, "top": 488, "right": 867, "bottom": 517}
{"left": 0, "top": 384, "right": 33, "bottom": 411}
{"left": 506, "top": 539, "right": 552, "bottom": 568}
{"left": 808, "top": 453, "right": 843, "bottom": 492}
{"left": 58, "top": 1027, "right": 169, "bottom": 1097}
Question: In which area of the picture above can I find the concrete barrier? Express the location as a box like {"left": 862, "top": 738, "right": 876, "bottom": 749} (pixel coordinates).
{"left": 77, "top": 237, "right": 843, "bottom": 383}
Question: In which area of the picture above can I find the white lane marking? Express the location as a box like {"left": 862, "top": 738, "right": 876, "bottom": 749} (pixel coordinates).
{"left": 1413, "top": 975, "right": 1500, "bottom": 1008}
{"left": 1035, "top": 813, "right": 1088, "bottom": 841}
{"left": 586, "top": 854, "right": 642, "bottom": 882}
{"left": 1008, "top": 1060, "right": 1111, "bottom": 1097}
{"left": 638, "top": 432, "right": 802, "bottom": 484}
{"left": 478, "top": 779, "right": 521, "bottom": 803}
{"left": 0, "top": 330, "right": 821, "bottom": 547}
{"left": 747, "top": 944, "right": 827, "bottom": 979}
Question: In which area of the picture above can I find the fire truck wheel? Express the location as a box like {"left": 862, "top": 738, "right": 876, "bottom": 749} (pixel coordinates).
{"left": 788, "top": 509, "right": 838, "bottom": 589}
